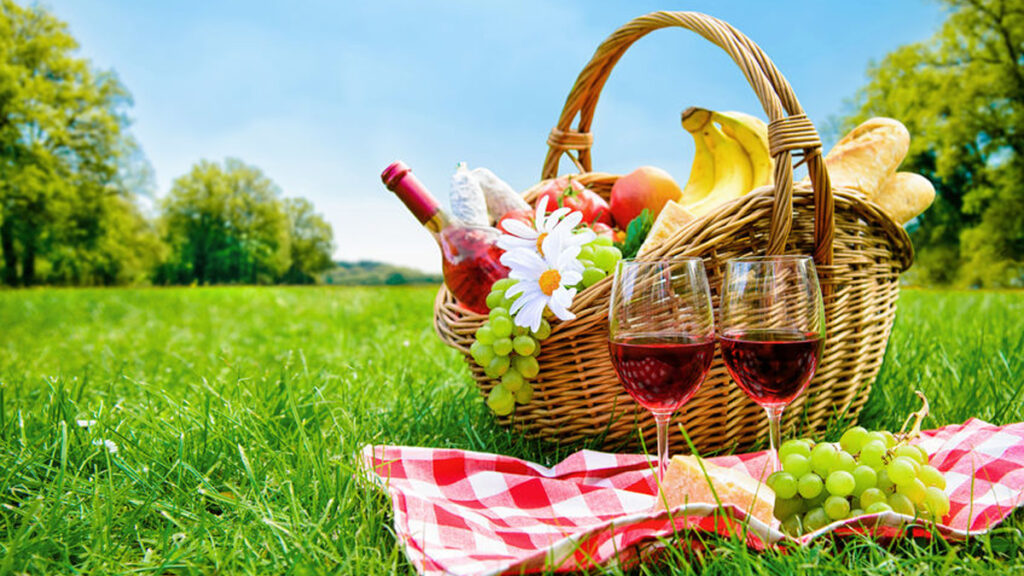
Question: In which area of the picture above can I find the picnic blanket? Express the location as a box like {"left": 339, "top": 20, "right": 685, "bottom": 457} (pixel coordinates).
{"left": 361, "top": 419, "right": 1024, "bottom": 575}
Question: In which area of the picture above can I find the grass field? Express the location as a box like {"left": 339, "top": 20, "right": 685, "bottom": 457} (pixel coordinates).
{"left": 0, "top": 286, "right": 1022, "bottom": 574}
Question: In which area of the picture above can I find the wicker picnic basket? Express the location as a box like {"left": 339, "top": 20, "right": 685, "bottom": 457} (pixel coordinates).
{"left": 434, "top": 11, "right": 914, "bottom": 453}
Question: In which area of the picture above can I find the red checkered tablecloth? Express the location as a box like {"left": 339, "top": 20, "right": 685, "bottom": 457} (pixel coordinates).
{"left": 362, "top": 419, "right": 1024, "bottom": 575}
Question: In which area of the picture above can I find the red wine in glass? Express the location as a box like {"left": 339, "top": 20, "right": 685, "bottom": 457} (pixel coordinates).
{"left": 609, "top": 336, "right": 716, "bottom": 413}
{"left": 720, "top": 329, "right": 823, "bottom": 407}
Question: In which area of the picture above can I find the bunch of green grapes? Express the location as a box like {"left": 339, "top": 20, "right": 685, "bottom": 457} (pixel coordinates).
{"left": 576, "top": 235, "right": 623, "bottom": 289}
{"left": 768, "top": 426, "right": 950, "bottom": 536}
{"left": 469, "top": 278, "right": 551, "bottom": 416}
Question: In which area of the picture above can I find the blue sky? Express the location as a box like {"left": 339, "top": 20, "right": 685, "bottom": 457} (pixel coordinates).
{"left": 45, "top": 1, "right": 945, "bottom": 272}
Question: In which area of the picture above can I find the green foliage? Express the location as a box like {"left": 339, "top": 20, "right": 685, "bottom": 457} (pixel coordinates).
{"left": 839, "top": 0, "right": 1024, "bottom": 287}
{"left": 0, "top": 287, "right": 1021, "bottom": 573}
{"left": 614, "top": 208, "right": 653, "bottom": 259}
{"left": 0, "top": 0, "right": 156, "bottom": 286}
{"left": 323, "top": 260, "right": 442, "bottom": 285}
{"left": 157, "top": 158, "right": 335, "bottom": 285}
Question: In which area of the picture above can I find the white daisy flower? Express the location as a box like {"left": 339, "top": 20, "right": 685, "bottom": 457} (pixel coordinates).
{"left": 497, "top": 196, "right": 595, "bottom": 255}
{"left": 500, "top": 228, "right": 585, "bottom": 331}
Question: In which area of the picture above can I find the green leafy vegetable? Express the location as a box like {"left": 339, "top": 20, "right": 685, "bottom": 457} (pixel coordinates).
{"left": 615, "top": 209, "right": 653, "bottom": 259}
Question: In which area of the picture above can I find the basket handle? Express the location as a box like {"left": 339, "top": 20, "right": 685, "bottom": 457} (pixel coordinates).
{"left": 542, "top": 11, "right": 834, "bottom": 265}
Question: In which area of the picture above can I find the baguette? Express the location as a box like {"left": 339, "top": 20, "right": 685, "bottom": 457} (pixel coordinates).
{"left": 873, "top": 171, "right": 935, "bottom": 224}
{"left": 823, "top": 117, "right": 910, "bottom": 197}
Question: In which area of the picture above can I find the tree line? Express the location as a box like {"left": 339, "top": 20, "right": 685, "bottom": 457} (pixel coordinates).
{"left": 839, "top": 0, "right": 1023, "bottom": 288}
{"left": 0, "top": 1, "right": 334, "bottom": 287}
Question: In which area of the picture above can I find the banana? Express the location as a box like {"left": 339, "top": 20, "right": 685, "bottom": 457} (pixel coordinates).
{"left": 680, "top": 109, "right": 716, "bottom": 205}
{"left": 711, "top": 110, "right": 773, "bottom": 189}
{"left": 680, "top": 106, "right": 753, "bottom": 218}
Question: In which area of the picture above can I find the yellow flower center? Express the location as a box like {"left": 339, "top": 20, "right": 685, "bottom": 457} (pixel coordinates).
{"left": 538, "top": 269, "right": 561, "bottom": 296}
{"left": 535, "top": 232, "right": 548, "bottom": 256}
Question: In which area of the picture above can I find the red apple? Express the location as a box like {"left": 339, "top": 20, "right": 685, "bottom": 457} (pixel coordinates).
{"left": 610, "top": 166, "right": 683, "bottom": 226}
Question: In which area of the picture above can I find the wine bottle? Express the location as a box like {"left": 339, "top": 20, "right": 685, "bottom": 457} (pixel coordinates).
{"left": 381, "top": 161, "right": 508, "bottom": 314}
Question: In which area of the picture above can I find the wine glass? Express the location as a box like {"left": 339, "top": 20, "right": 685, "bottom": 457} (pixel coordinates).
{"left": 608, "top": 258, "right": 716, "bottom": 483}
{"left": 719, "top": 255, "right": 826, "bottom": 475}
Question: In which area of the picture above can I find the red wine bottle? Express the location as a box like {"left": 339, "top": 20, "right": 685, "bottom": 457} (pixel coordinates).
{"left": 381, "top": 161, "right": 508, "bottom": 314}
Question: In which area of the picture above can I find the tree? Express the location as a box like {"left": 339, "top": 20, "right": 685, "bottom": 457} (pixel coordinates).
{"left": 839, "top": 0, "right": 1024, "bottom": 287}
{"left": 158, "top": 158, "right": 292, "bottom": 285}
{"left": 281, "top": 197, "right": 334, "bottom": 284}
{"left": 0, "top": 0, "right": 154, "bottom": 286}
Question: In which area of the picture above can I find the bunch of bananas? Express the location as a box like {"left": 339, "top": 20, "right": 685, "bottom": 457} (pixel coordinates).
{"left": 679, "top": 107, "right": 774, "bottom": 217}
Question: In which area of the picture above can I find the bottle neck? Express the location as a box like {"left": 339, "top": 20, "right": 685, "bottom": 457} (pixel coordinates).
{"left": 382, "top": 162, "right": 450, "bottom": 234}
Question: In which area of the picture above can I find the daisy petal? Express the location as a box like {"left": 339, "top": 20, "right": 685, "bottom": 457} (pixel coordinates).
{"left": 501, "top": 220, "right": 538, "bottom": 239}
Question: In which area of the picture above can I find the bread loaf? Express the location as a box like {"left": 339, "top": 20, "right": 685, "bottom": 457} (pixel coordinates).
{"left": 823, "top": 117, "right": 910, "bottom": 197}
{"left": 657, "top": 455, "right": 775, "bottom": 526}
{"left": 873, "top": 171, "right": 935, "bottom": 224}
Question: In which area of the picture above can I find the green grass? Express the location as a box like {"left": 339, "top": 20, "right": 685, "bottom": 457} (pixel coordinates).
{"left": 0, "top": 286, "right": 1022, "bottom": 574}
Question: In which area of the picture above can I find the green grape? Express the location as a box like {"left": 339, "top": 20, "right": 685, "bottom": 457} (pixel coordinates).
{"left": 485, "top": 290, "right": 505, "bottom": 310}
{"left": 849, "top": 508, "right": 865, "bottom": 518}
{"left": 886, "top": 456, "right": 917, "bottom": 486}
{"left": 860, "top": 440, "right": 888, "bottom": 470}
{"left": 492, "top": 278, "right": 516, "bottom": 293}
{"left": 852, "top": 465, "right": 878, "bottom": 496}
{"left": 839, "top": 426, "right": 869, "bottom": 454}
{"left": 825, "top": 470, "right": 856, "bottom": 497}
{"left": 865, "top": 502, "right": 893, "bottom": 514}
{"left": 774, "top": 496, "right": 805, "bottom": 520}
{"left": 913, "top": 445, "right": 930, "bottom": 465}
{"left": 470, "top": 341, "right": 495, "bottom": 367}
{"left": 803, "top": 507, "right": 830, "bottom": 532}
{"left": 898, "top": 478, "right": 928, "bottom": 505}
{"left": 919, "top": 465, "right": 946, "bottom": 489}
{"left": 781, "top": 514, "right": 803, "bottom": 536}
{"left": 578, "top": 245, "right": 596, "bottom": 262}
{"left": 782, "top": 454, "right": 812, "bottom": 477}
{"left": 514, "top": 382, "right": 534, "bottom": 404}
{"left": 888, "top": 493, "right": 915, "bottom": 516}
{"left": 810, "top": 443, "right": 838, "bottom": 477}
{"left": 779, "top": 439, "right": 812, "bottom": 460}
{"left": 512, "top": 324, "right": 529, "bottom": 337}
{"left": 490, "top": 316, "right": 513, "bottom": 338}
{"left": 834, "top": 450, "right": 857, "bottom": 473}
{"left": 895, "top": 444, "right": 926, "bottom": 465}
{"left": 486, "top": 384, "right": 515, "bottom": 416}
{"left": 865, "top": 431, "right": 888, "bottom": 447}
{"left": 578, "top": 259, "right": 595, "bottom": 270}
{"left": 493, "top": 337, "right": 513, "bottom": 356}
{"left": 501, "top": 369, "right": 524, "bottom": 393}
{"left": 877, "top": 468, "right": 896, "bottom": 493}
{"left": 475, "top": 324, "right": 496, "bottom": 345}
{"left": 767, "top": 472, "right": 799, "bottom": 500}
{"left": 489, "top": 306, "right": 510, "bottom": 321}
{"left": 592, "top": 235, "right": 614, "bottom": 247}
{"left": 593, "top": 246, "right": 622, "bottom": 272}
{"left": 859, "top": 488, "right": 887, "bottom": 509}
{"left": 513, "top": 355, "right": 540, "bottom": 378}
{"left": 824, "top": 495, "right": 851, "bottom": 520}
{"left": 581, "top": 267, "right": 607, "bottom": 287}
{"left": 798, "top": 474, "right": 824, "bottom": 499}
{"left": 881, "top": 431, "right": 898, "bottom": 449}
{"left": 485, "top": 355, "right": 510, "bottom": 378}
{"left": 512, "top": 335, "right": 536, "bottom": 356}
{"left": 924, "top": 486, "right": 950, "bottom": 518}
{"left": 808, "top": 491, "right": 828, "bottom": 509}
{"left": 532, "top": 319, "right": 552, "bottom": 340}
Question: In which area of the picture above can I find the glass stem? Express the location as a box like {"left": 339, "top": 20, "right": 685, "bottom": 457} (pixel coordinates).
{"left": 765, "top": 405, "right": 784, "bottom": 475}
{"left": 654, "top": 413, "right": 671, "bottom": 484}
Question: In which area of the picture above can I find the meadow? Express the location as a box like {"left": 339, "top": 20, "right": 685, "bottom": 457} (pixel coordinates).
{"left": 0, "top": 286, "right": 1022, "bottom": 574}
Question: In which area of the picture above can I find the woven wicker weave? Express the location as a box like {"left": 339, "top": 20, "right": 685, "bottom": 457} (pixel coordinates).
{"left": 434, "top": 11, "right": 913, "bottom": 452}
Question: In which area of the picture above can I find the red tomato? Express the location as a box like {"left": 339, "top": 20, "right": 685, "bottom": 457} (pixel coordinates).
{"left": 535, "top": 177, "right": 613, "bottom": 226}
{"left": 497, "top": 209, "right": 534, "bottom": 234}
